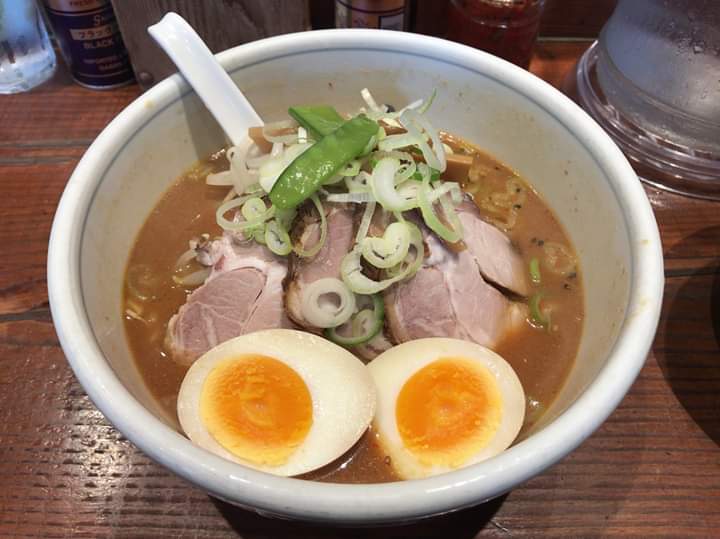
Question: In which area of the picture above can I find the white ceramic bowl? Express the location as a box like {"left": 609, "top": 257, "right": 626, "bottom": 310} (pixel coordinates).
{"left": 48, "top": 30, "right": 664, "bottom": 524}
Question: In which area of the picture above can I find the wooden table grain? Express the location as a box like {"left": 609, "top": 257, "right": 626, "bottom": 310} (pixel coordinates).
{"left": 1, "top": 41, "right": 718, "bottom": 538}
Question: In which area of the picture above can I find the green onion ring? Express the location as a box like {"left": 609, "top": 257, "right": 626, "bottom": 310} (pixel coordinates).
{"left": 324, "top": 294, "right": 385, "bottom": 346}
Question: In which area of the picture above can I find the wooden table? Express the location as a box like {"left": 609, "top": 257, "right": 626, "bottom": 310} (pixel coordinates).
{"left": 1, "top": 41, "right": 718, "bottom": 538}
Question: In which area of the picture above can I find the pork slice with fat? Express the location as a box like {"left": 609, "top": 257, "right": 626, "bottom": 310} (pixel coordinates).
{"left": 456, "top": 198, "right": 528, "bottom": 296}
{"left": 385, "top": 211, "right": 527, "bottom": 348}
{"left": 284, "top": 202, "right": 356, "bottom": 330}
{"left": 166, "top": 234, "right": 292, "bottom": 366}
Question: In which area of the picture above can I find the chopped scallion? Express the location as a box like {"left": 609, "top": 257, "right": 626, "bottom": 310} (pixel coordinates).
{"left": 324, "top": 294, "right": 385, "bottom": 347}
{"left": 529, "top": 292, "right": 550, "bottom": 329}
{"left": 529, "top": 257, "right": 541, "bottom": 285}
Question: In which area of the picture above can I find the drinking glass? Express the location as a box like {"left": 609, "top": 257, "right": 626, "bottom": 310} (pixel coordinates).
{"left": 0, "top": 0, "right": 56, "bottom": 94}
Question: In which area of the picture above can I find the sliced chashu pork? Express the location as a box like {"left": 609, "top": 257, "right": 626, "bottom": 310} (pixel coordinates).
{"left": 350, "top": 207, "right": 396, "bottom": 360}
{"left": 283, "top": 202, "right": 395, "bottom": 360}
{"left": 284, "top": 202, "right": 356, "bottom": 330}
{"left": 456, "top": 199, "right": 528, "bottom": 296}
{"left": 166, "top": 234, "right": 293, "bottom": 366}
{"left": 384, "top": 210, "right": 527, "bottom": 348}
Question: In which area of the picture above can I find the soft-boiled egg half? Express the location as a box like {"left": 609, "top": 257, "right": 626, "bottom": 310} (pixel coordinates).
{"left": 367, "top": 338, "right": 525, "bottom": 480}
{"left": 177, "top": 329, "right": 376, "bottom": 477}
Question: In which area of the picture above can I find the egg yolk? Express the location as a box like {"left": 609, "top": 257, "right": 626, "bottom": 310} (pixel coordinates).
{"left": 395, "top": 357, "right": 502, "bottom": 468}
{"left": 200, "top": 355, "right": 313, "bottom": 466}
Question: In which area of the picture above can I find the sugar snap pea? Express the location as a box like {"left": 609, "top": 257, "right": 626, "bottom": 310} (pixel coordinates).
{"left": 289, "top": 105, "right": 344, "bottom": 139}
{"left": 269, "top": 114, "right": 378, "bottom": 209}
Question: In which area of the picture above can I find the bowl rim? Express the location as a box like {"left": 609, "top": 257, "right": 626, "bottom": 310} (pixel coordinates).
{"left": 48, "top": 28, "right": 664, "bottom": 524}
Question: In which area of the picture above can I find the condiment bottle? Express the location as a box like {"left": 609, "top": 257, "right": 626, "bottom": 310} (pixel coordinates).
{"left": 42, "top": 0, "right": 134, "bottom": 89}
{"left": 335, "top": 0, "right": 406, "bottom": 30}
{"left": 446, "top": 0, "right": 546, "bottom": 69}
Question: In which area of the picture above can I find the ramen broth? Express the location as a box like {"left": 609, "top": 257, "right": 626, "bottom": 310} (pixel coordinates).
{"left": 123, "top": 142, "right": 584, "bottom": 484}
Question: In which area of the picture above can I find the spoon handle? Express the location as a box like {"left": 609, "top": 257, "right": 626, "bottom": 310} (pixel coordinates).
{"left": 148, "top": 12, "right": 263, "bottom": 146}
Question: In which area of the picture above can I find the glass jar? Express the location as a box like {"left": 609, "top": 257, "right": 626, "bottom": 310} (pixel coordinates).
{"left": 0, "top": 0, "right": 56, "bottom": 94}
{"left": 446, "top": 0, "right": 546, "bottom": 69}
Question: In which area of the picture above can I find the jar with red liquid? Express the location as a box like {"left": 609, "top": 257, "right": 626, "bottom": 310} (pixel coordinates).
{"left": 447, "top": 0, "right": 546, "bottom": 69}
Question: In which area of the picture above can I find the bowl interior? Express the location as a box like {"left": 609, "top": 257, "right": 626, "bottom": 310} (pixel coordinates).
{"left": 81, "top": 46, "right": 631, "bottom": 432}
{"left": 57, "top": 33, "right": 661, "bottom": 522}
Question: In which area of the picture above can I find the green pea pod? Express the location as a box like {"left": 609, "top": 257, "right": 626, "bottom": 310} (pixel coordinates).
{"left": 270, "top": 115, "right": 379, "bottom": 209}
{"left": 289, "top": 105, "right": 345, "bottom": 139}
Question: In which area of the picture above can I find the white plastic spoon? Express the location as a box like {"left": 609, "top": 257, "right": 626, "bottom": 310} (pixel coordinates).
{"left": 148, "top": 12, "right": 263, "bottom": 146}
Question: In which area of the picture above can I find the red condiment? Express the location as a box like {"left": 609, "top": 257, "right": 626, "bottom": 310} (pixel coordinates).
{"left": 446, "top": 0, "right": 546, "bottom": 69}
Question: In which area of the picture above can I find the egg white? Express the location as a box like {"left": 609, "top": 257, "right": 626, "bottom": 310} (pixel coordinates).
{"left": 177, "top": 329, "right": 376, "bottom": 477}
{"left": 367, "top": 338, "right": 525, "bottom": 480}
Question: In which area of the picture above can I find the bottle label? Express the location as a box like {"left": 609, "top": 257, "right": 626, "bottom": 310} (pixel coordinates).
{"left": 43, "top": 0, "right": 134, "bottom": 88}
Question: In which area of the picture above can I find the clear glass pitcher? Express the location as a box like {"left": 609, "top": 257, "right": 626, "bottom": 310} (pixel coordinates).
{"left": 573, "top": 0, "right": 720, "bottom": 199}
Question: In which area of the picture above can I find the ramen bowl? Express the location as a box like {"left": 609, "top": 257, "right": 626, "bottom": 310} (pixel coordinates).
{"left": 47, "top": 29, "right": 663, "bottom": 524}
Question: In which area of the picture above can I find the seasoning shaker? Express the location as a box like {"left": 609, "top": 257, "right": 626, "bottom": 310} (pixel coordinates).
{"left": 42, "top": 0, "right": 134, "bottom": 89}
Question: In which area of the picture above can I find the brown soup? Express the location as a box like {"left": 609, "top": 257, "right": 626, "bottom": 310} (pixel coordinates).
{"left": 123, "top": 140, "right": 583, "bottom": 484}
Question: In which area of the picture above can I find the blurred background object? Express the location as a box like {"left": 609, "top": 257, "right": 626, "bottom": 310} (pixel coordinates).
{"left": 335, "top": 0, "right": 405, "bottom": 30}
{"left": 538, "top": 0, "right": 615, "bottom": 38}
{"left": 104, "top": 0, "right": 617, "bottom": 90}
{"left": 111, "top": 0, "right": 309, "bottom": 89}
{"left": 43, "top": 0, "right": 134, "bottom": 89}
{"left": 445, "top": 0, "right": 547, "bottom": 68}
{"left": 0, "top": 0, "right": 56, "bottom": 94}
{"left": 404, "top": 0, "right": 617, "bottom": 40}
{"left": 572, "top": 0, "right": 720, "bottom": 200}
{"left": 403, "top": 0, "right": 448, "bottom": 36}
{"left": 310, "top": 0, "right": 335, "bottom": 29}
